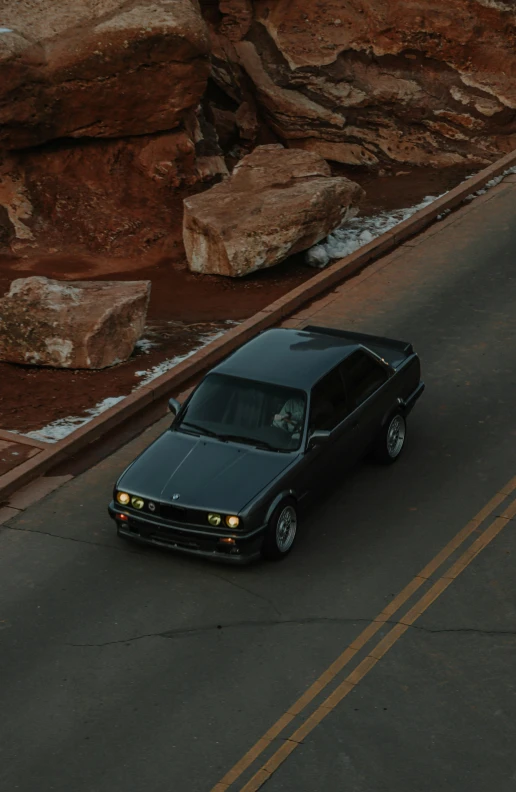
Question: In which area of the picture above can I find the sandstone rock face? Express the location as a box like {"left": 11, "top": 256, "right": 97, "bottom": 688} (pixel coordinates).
{"left": 0, "top": 0, "right": 211, "bottom": 148}
{"left": 0, "top": 277, "right": 151, "bottom": 369}
{"left": 183, "top": 144, "right": 364, "bottom": 276}
{"left": 0, "top": 205, "right": 15, "bottom": 247}
{"left": 204, "top": 0, "right": 516, "bottom": 167}
{"left": 2, "top": 0, "right": 515, "bottom": 261}
{"left": 0, "top": 114, "right": 230, "bottom": 256}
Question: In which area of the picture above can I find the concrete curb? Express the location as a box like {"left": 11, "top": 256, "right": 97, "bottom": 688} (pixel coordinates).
{"left": 1, "top": 148, "right": 516, "bottom": 502}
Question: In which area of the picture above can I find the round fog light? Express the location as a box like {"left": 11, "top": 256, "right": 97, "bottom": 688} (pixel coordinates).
{"left": 117, "top": 492, "right": 130, "bottom": 505}
{"left": 131, "top": 497, "right": 144, "bottom": 510}
{"left": 225, "top": 515, "right": 240, "bottom": 529}
{"left": 208, "top": 513, "right": 222, "bottom": 526}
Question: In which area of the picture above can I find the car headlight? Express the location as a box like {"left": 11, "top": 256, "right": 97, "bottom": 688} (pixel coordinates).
{"left": 131, "top": 497, "right": 145, "bottom": 510}
{"left": 116, "top": 491, "right": 130, "bottom": 505}
{"left": 208, "top": 513, "right": 222, "bottom": 526}
{"left": 225, "top": 515, "right": 240, "bottom": 528}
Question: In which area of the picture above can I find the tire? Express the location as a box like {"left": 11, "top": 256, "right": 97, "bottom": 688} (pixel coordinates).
{"left": 261, "top": 499, "right": 298, "bottom": 561}
{"left": 373, "top": 411, "right": 407, "bottom": 465}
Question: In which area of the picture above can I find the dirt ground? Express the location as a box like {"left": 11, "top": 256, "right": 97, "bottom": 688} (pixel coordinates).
{"left": 0, "top": 163, "right": 476, "bottom": 435}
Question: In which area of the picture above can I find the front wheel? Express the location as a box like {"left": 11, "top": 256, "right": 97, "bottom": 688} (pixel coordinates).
{"left": 373, "top": 411, "right": 406, "bottom": 465}
{"left": 261, "top": 499, "right": 298, "bottom": 561}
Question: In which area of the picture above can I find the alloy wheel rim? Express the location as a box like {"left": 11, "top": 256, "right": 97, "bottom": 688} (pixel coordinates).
{"left": 276, "top": 505, "right": 297, "bottom": 552}
{"left": 387, "top": 415, "right": 406, "bottom": 458}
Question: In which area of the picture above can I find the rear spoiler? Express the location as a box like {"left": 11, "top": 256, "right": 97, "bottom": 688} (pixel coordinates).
{"left": 303, "top": 325, "right": 414, "bottom": 356}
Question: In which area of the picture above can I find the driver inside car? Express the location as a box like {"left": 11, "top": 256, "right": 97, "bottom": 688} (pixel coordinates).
{"left": 272, "top": 397, "right": 305, "bottom": 436}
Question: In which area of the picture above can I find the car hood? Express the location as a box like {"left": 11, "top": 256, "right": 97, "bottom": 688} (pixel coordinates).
{"left": 117, "top": 430, "right": 296, "bottom": 513}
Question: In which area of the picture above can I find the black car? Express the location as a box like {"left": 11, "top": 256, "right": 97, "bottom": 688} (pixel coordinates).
{"left": 108, "top": 325, "right": 424, "bottom": 563}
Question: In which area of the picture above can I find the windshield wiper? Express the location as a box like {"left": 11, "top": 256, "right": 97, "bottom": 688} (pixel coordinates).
{"left": 179, "top": 422, "right": 223, "bottom": 439}
{"left": 178, "top": 426, "right": 287, "bottom": 452}
{"left": 218, "top": 434, "right": 282, "bottom": 452}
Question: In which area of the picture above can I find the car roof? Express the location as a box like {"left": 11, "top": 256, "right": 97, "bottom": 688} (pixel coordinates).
{"left": 213, "top": 327, "right": 358, "bottom": 390}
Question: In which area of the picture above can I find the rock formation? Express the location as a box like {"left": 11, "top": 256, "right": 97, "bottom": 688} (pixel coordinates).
{"left": 183, "top": 144, "right": 364, "bottom": 276}
{"left": 0, "top": 0, "right": 211, "bottom": 149}
{"left": 0, "top": 276, "right": 151, "bottom": 368}
{"left": 0, "top": 110, "right": 229, "bottom": 257}
{"left": 0, "top": 0, "right": 224, "bottom": 255}
{"left": 205, "top": 0, "right": 516, "bottom": 168}
{"left": 1, "top": 0, "right": 516, "bottom": 258}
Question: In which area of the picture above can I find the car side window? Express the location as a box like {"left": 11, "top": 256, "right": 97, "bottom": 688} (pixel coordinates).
{"left": 340, "top": 350, "right": 389, "bottom": 409}
{"left": 309, "top": 368, "right": 349, "bottom": 432}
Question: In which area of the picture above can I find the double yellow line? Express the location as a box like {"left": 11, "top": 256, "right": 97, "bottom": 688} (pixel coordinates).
{"left": 211, "top": 474, "right": 516, "bottom": 792}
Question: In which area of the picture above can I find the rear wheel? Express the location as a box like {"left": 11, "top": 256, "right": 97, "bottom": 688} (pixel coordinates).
{"left": 373, "top": 411, "right": 406, "bottom": 464}
{"left": 261, "top": 499, "right": 298, "bottom": 561}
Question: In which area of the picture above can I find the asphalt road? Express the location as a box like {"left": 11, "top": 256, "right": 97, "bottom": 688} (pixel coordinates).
{"left": 1, "top": 179, "right": 516, "bottom": 792}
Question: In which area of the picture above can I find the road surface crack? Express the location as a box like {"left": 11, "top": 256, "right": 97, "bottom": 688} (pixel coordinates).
{"left": 203, "top": 569, "right": 282, "bottom": 616}
{"left": 62, "top": 617, "right": 516, "bottom": 648}
{"left": 1, "top": 523, "right": 140, "bottom": 553}
{"left": 401, "top": 623, "right": 516, "bottom": 637}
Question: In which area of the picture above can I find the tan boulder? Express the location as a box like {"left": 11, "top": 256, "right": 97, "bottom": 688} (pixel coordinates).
{"left": 0, "top": 277, "right": 151, "bottom": 369}
{"left": 0, "top": 0, "right": 211, "bottom": 148}
{"left": 183, "top": 144, "right": 364, "bottom": 277}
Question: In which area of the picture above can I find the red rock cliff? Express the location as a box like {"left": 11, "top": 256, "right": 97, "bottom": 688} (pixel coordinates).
{"left": 1, "top": 0, "right": 516, "bottom": 256}
{"left": 0, "top": 0, "right": 227, "bottom": 255}
{"left": 204, "top": 0, "right": 516, "bottom": 167}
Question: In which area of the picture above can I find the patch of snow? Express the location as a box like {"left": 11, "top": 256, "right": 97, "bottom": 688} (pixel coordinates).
{"left": 306, "top": 246, "right": 331, "bottom": 269}
{"left": 14, "top": 323, "right": 239, "bottom": 443}
{"left": 0, "top": 28, "right": 14, "bottom": 33}
{"left": 464, "top": 165, "right": 516, "bottom": 199}
{"left": 437, "top": 208, "right": 452, "bottom": 221}
{"left": 134, "top": 337, "right": 158, "bottom": 354}
{"left": 134, "top": 329, "right": 227, "bottom": 388}
{"left": 20, "top": 396, "right": 125, "bottom": 443}
{"left": 306, "top": 193, "right": 444, "bottom": 268}
{"left": 307, "top": 165, "right": 516, "bottom": 268}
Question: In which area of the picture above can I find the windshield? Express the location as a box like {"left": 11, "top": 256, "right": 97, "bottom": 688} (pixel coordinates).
{"left": 175, "top": 374, "right": 307, "bottom": 451}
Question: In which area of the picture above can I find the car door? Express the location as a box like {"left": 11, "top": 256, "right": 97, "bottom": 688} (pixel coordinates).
{"left": 295, "top": 366, "right": 355, "bottom": 501}
{"left": 339, "top": 349, "right": 393, "bottom": 454}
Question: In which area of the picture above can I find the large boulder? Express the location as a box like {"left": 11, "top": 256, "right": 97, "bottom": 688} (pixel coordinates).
{"left": 0, "top": 113, "right": 229, "bottom": 256}
{"left": 0, "top": 277, "right": 151, "bottom": 369}
{"left": 0, "top": 0, "right": 211, "bottom": 149}
{"left": 203, "top": 0, "right": 516, "bottom": 167}
{"left": 183, "top": 144, "right": 364, "bottom": 277}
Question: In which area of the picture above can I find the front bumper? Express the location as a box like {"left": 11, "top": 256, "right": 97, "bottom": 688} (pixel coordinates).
{"left": 108, "top": 502, "right": 264, "bottom": 564}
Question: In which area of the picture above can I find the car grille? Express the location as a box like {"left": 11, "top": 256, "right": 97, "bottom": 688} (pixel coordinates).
{"left": 129, "top": 502, "right": 225, "bottom": 531}
{"left": 130, "top": 522, "right": 213, "bottom": 552}
{"left": 149, "top": 529, "right": 200, "bottom": 550}
{"left": 160, "top": 503, "right": 189, "bottom": 522}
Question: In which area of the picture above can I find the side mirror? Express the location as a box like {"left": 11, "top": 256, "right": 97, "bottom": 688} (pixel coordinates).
{"left": 168, "top": 397, "right": 181, "bottom": 416}
{"left": 307, "top": 429, "right": 331, "bottom": 451}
